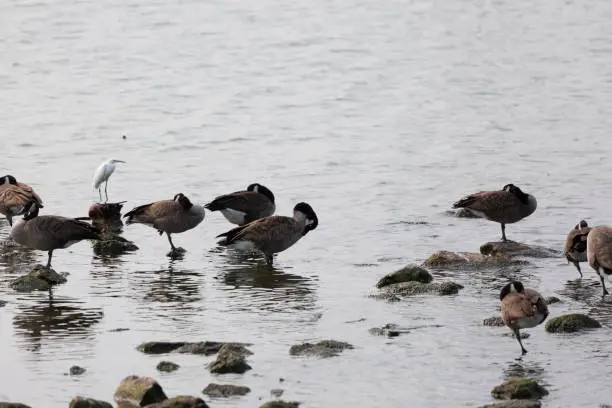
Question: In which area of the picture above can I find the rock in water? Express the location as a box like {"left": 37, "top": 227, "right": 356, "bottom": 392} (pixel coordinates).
{"left": 289, "top": 340, "right": 353, "bottom": 358}
{"left": 9, "top": 265, "right": 67, "bottom": 292}
{"left": 113, "top": 375, "right": 168, "bottom": 407}
{"left": 421, "top": 250, "right": 526, "bottom": 270}
{"left": 377, "top": 281, "right": 464, "bottom": 298}
{"left": 368, "top": 324, "right": 402, "bottom": 337}
{"left": 544, "top": 296, "right": 561, "bottom": 305}
{"left": 208, "top": 344, "right": 252, "bottom": 374}
{"left": 202, "top": 383, "right": 251, "bottom": 397}
{"left": 545, "top": 314, "right": 601, "bottom": 333}
{"left": 156, "top": 361, "right": 180, "bottom": 373}
{"left": 0, "top": 404, "right": 33, "bottom": 408}
{"left": 479, "top": 241, "right": 560, "bottom": 259}
{"left": 69, "top": 365, "right": 86, "bottom": 376}
{"left": 144, "top": 396, "right": 209, "bottom": 408}
{"left": 483, "top": 316, "right": 505, "bottom": 327}
{"left": 136, "top": 341, "right": 252, "bottom": 356}
{"left": 375, "top": 264, "right": 433, "bottom": 288}
{"left": 491, "top": 378, "right": 549, "bottom": 400}
{"left": 258, "top": 402, "right": 300, "bottom": 408}
{"left": 93, "top": 233, "right": 138, "bottom": 255}
{"left": 69, "top": 396, "right": 113, "bottom": 408}
{"left": 480, "top": 401, "right": 541, "bottom": 408}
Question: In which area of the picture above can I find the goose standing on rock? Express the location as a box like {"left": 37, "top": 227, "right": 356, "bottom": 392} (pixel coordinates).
{"left": 124, "top": 193, "right": 205, "bottom": 256}
{"left": 216, "top": 202, "right": 318, "bottom": 266}
{"left": 10, "top": 200, "right": 102, "bottom": 268}
{"left": 205, "top": 183, "right": 275, "bottom": 226}
{"left": 452, "top": 184, "right": 537, "bottom": 242}
{"left": 0, "top": 175, "right": 44, "bottom": 226}
{"left": 564, "top": 220, "right": 591, "bottom": 278}
{"left": 500, "top": 281, "right": 549, "bottom": 356}
{"left": 586, "top": 225, "right": 612, "bottom": 297}
{"left": 93, "top": 159, "right": 126, "bottom": 202}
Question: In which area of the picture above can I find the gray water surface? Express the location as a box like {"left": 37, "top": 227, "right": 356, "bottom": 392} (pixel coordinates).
{"left": 1, "top": 0, "right": 612, "bottom": 407}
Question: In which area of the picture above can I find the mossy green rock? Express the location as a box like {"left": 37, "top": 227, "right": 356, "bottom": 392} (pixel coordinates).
{"left": 144, "top": 396, "right": 209, "bottom": 408}
{"left": 545, "top": 313, "right": 601, "bottom": 333}
{"left": 0, "top": 404, "right": 32, "bottom": 408}
{"left": 421, "top": 250, "right": 526, "bottom": 269}
{"left": 483, "top": 316, "right": 505, "bottom": 327}
{"left": 93, "top": 233, "right": 138, "bottom": 255}
{"left": 208, "top": 344, "right": 252, "bottom": 374}
{"left": 491, "top": 378, "right": 549, "bottom": 400}
{"left": 69, "top": 396, "right": 113, "bottom": 408}
{"left": 376, "top": 264, "right": 433, "bottom": 288}
{"left": 137, "top": 341, "right": 251, "bottom": 356}
{"left": 202, "top": 383, "right": 251, "bottom": 397}
{"left": 9, "top": 265, "right": 67, "bottom": 292}
{"left": 381, "top": 281, "right": 464, "bottom": 297}
{"left": 480, "top": 241, "right": 559, "bottom": 259}
{"left": 113, "top": 375, "right": 167, "bottom": 407}
{"left": 258, "top": 402, "right": 300, "bottom": 408}
{"left": 156, "top": 361, "right": 180, "bottom": 373}
{"left": 480, "top": 401, "right": 541, "bottom": 408}
{"left": 289, "top": 340, "right": 353, "bottom": 358}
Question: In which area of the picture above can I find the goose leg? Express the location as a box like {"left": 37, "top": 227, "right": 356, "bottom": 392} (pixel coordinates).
{"left": 6, "top": 215, "right": 12, "bottom": 227}
{"left": 166, "top": 233, "right": 185, "bottom": 257}
{"left": 167, "top": 233, "right": 176, "bottom": 251}
{"left": 599, "top": 274, "right": 609, "bottom": 298}
{"left": 514, "top": 328, "right": 527, "bottom": 355}
{"left": 573, "top": 261, "right": 583, "bottom": 278}
{"left": 46, "top": 250, "right": 53, "bottom": 268}
{"left": 501, "top": 223, "right": 507, "bottom": 242}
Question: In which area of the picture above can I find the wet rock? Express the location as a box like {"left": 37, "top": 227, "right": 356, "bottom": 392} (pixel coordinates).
{"left": 480, "top": 401, "right": 541, "bottom": 408}
{"left": 69, "top": 396, "right": 113, "bottom": 408}
{"left": 113, "top": 375, "right": 168, "bottom": 407}
{"left": 0, "top": 404, "right": 32, "bottom": 408}
{"left": 379, "top": 281, "right": 464, "bottom": 297}
{"left": 258, "top": 402, "right": 300, "bottom": 408}
{"left": 137, "top": 342, "right": 187, "bottom": 354}
{"left": 454, "top": 208, "right": 482, "bottom": 218}
{"left": 0, "top": 300, "right": 6, "bottom": 308}
{"left": 93, "top": 233, "right": 138, "bottom": 255}
{"left": 144, "top": 396, "right": 209, "bottom": 408}
{"left": 421, "top": 250, "right": 525, "bottom": 270}
{"left": 156, "top": 361, "right": 180, "bottom": 373}
{"left": 9, "top": 265, "right": 67, "bottom": 292}
{"left": 367, "top": 292, "right": 402, "bottom": 302}
{"left": 479, "top": 241, "right": 560, "bottom": 259}
{"left": 375, "top": 264, "right": 433, "bottom": 288}
{"left": 491, "top": 378, "right": 549, "bottom": 400}
{"left": 483, "top": 316, "right": 505, "bottom": 327}
{"left": 270, "top": 389, "right": 284, "bottom": 398}
{"left": 202, "top": 383, "right": 251, "bottom": 397}
{"left": 69, "top": 365, "right": 86, "bottom": 376}
{"left": 368, "top": 324, "right": 402, "bottom": 337}
{"left": 208, "top": 344, "right": 252, "bottom": 374}
{"left": 545, "top": 313, "right": 601, "bottom": 333}
{"left": 289, "top": 340, "right": 354, "bottom": 358}
{"left": 137, "top": 341, "right": 251, "bottom": 356}
{"left": 545, "top": 296, "right": 561, "bottom": 305}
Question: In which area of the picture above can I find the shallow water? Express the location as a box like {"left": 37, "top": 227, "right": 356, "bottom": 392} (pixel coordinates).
{"left": 1, "top": 0, "right": 612, "bottom": 406}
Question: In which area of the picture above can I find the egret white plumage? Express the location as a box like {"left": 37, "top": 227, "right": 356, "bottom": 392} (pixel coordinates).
{"left": 92, "top": 159, "right": 125, "bottom": 202}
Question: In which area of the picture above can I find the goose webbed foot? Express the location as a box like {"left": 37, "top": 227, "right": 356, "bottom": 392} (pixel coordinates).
{"left": 167, "top": 247, "right": 186, "bottom": 259}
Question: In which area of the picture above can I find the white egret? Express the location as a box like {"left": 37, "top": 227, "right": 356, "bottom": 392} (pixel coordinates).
{"left": 92, "top": 159, "right": 126, "bottom": 202}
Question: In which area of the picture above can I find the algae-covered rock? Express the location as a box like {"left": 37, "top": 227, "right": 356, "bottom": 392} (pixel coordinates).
{"left": 368, "top": 324, "right": 402, "bottom": 337}
{"left": 479, "top": 241, "right": 560, "bottom": 259}
{"left": 0, "top": 403, "right": 33, "bottom": 408}
{"left": 113, "top": 375, "right": 168, "bottom": 407}
{"left": 69, "top": 396, "right": 113, "bottom": 408}
{"left": 483, "top": 316, "right": 505, "bottom": 327}
{"left": 137, "top": 341, "right": 252, "bottom": 356}
{"left": 375, "top": 264, "right": 433, "bottom": 288}
{"left": 480, "top": 401, "right": 541, "bottom": 408}
{"left": 156, "top": 361, "right": 180, "bottom": 373}
{"left": 9, "top": 265, "right": 67, "bottom": 292}
{"left": 208, "top": 344, "right": 252, "bottom": 374}
{"left": 202, "top": 383, "right": 251, "bottom": 397}
{"left": 545, "top": 313, "right": 601, "bottom": 333}
{"left": 491, "top": 378, "right": 549, "bottom": 400}
{"left": 69, "top": 365, "right": 86, "bottom": 376}
{"left": 380, "top": 281, "right": 464, "bottom": 297}
{"left": 289, "top": 340, "right": 353, "bottom": 358}
{"left": 144, "top": 396, "right": 209, "bottom": 408}
{"left": 545, "top": 296, "right": 561, "bottom": 305}
{"left": 421, "top": 250, "right": 525, "bottom": 270}
{"left": 93, "top": 233, "right": 138, "bottom": 255}
{"left": 258, "top": 402, "right": 300, "bottom": 408}
{"left": 137, "top": 342, "right": 187, "bottom": 354}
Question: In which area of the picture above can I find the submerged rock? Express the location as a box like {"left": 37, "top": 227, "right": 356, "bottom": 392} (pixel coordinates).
{"left": 480, "top": 401, "right": 541, "bottom": 408}
{"left": 545, "top": 313, "right": 601, "bottom": 333}
{"left": 491, "top": 378, "right": 549, "bottom": 400}
{"left": 0, "top": 300, "right": 6, "bottom": 308}
{"left": 9, "top": 265, "right": 67, "bottom": 292}
{"left": 137, "top": 341, "right": 251, "bottom": 356}
{"left": 375, "top": 264, "right": 433, "bottom": 288}
{"left": 208, "top": 344, "right": 252, "bottom": 374}
{"left": 289, "top": 340, "right": 354, "bottom": 358}
{"left": 379, "top": 281, "right": 464, "bottom": 298}
{"left": 270, "top": 389, "right": 284, "bottom": 398}
{"left": 69, "top": 365, "right": 86, "bottom": 376}
{"left": 144, "top": 396, "right": 209, "bottom": 408}
{"left": 258, "top": 402, "right": 300, "bottom": 408}
{"left": 0, "top": 404, "right": 33, "bottom": 408}
{"left": 483, "top": 316, "right": 505, "bottom": 327}
{"left": 113, "top": 375, "right": 168, "bottom": 407}
{"left": 421, "top": 250, "right": 525, "bottom": 270}
{"left": 93, "top": 233, "right": 138, "bottom": 255}
{"left": 69, "top": 396, "right": 113, "bottom": 408}
{"left": 202, "top": 383, "right": 251, "bottom": 397}
{"left": 156, "top": 361, "right": 180, "bottom": 373}
{"left": 368, "top": 324, "right": 403, "bottom": 337}
{"left": 545, "top": 296, "right": 561, "bottom": 305}
{"left": 479, "top": 241, "right": 560, "bottom": 259}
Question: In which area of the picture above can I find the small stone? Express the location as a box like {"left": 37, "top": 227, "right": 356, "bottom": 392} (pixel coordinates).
{"left": 289, "top": 340, "right": 354, "bottom": 358}
{"left": 258, "top": 402, "right": 300, "bottom": 408}
{"left": 144, "top": 396, "right": 209, "bottom": 408}
{"left": 368, "top": 324, "right": 402, "bottom": 337}
{"left": 375, "top": 264, "right": 433, "bottom": 288}
{"left": 208, "top": 344, "right": 252, "bottom": 374}
{"left": 202, "top": 383, "right": 251, "bottom": 397}
{"left": 92, "top": 234, "right": 139, "bottom": 255}
{"left": 480, "top": 401, "right": 541, "bottom": 408}
{"left": 113, "top": 375, "right": 168, "bottom": 407}
{"left": 545, "top": 313, "right": 601, "bottom": 333}
{"left": 483, "top": 316, "right": 505, "bottom": 327}
{"left": 69, "top": 396, "right": 113, "bottom": 408}
{"left": 545, "top": 296, "right": 561, "bottom": 305}
{"left": 156, "top": 361, "right": 180, "bottom": 373}
{"left": 10, "top": 265, "right": 67, "bottom": 292}
{"left": 137, "top": 342, "right": 186, "bottom": 354}
{"left": 69, "top": 365, "right": 86, "bottom": 376}
{"left": 491, "top": 378, "right": 549, "bottom": 400}
{"left": 270, "top": 389, "right": 284, "bottom": 398}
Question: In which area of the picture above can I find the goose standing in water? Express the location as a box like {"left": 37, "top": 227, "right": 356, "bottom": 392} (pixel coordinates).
{"left": 124, "top": 193, "right": 205, "bottom": 256}
{"left": 10, "top": 200, "right": 101, "bottom": 268}
{"left": 216, "top": 202, "right": 318, "bottom": 266}
{"left": 586, "top": 225, "right": 612, "bottom": 297}
{"left": 452, "top": 183, "right": 537, "bottom": 241}
{"left": 92, "top": 159, "right": 126, "bottom": 202}
{"left": 500, "top": 281, "right": 549, "bottom": 356}
{"left": 0, "top": 175, "right": 44, "bottom": 226}
{"left": 205, "top": 183, "right": 275, "bottom": 226}
{"left": 564, "top": 220, "right": 591, "bottom": 278}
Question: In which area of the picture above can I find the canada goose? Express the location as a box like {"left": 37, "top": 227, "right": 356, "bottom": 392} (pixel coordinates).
{"left": 0, "top": 175, "right": 44, "bottom": 226}
{"left": 92, "top": 159, "right": 126, "bottom": 202}
{"left": 205, "top": 183, "right": 276, "bottom": 226}
{"left": 564, "top": 220, "right": 591, "bottom": 278}
{"left": 586, "top": 225, "right": 612, "bottom": 297}
{"left": 10, "top": 200, "right": 102, "bottom": 268}
{"left": 216, "top": 202, "right": 318, "bottom": 265}
{"left": 500, "top": 281, "right": 549, "bottom": 355}
{"left": 124, "top": 193, "right": 205, "bottom": 255}
{"left": 452, "top": 184, "right": 537, "bottom": 241}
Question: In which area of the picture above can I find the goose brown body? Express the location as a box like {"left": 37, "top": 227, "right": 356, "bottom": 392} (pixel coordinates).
{"left": 205, "top": 183, "right": 275, "bottom": 226}
{"left": 586, "top": 225, "right": 612, "bottom": 297}
{"left": 0, "top": 175, "right": 44, "bottom": 226}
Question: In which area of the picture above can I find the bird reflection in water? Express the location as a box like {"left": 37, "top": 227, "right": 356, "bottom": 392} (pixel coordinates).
{"left": 132, "top": 260, "right": 203, "bottom": 307}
